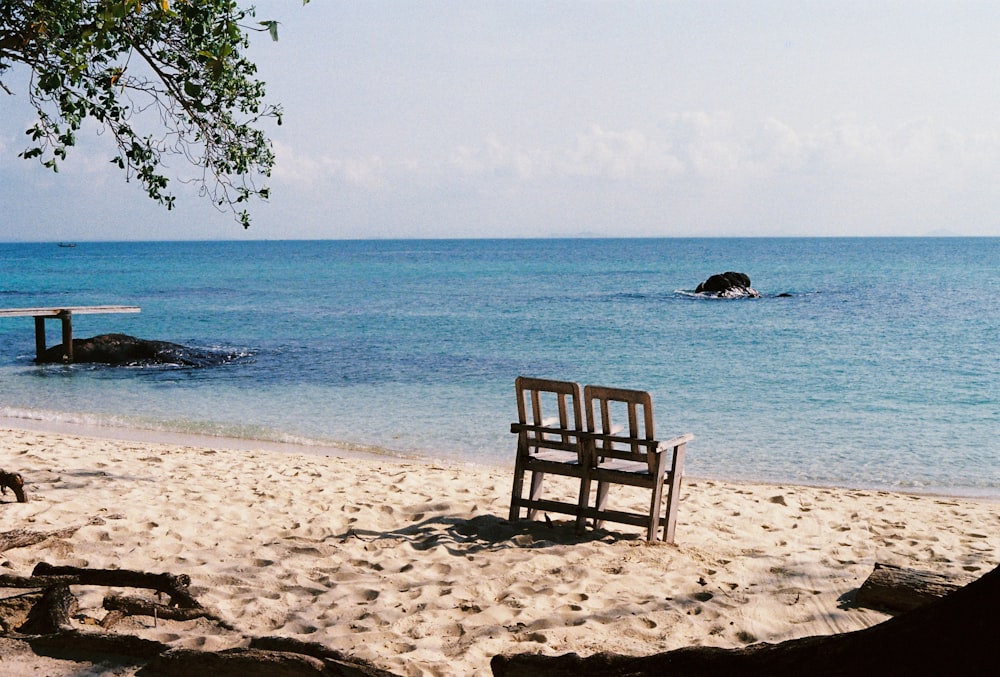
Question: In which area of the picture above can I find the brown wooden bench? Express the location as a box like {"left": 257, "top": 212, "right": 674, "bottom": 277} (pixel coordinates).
{"left": 508, "top": 377, "right": 590, "bottom": 530}
{"left": 582, "top": 385, "right": 693, "bottom": 543}
{"left": 509, "top": 377, "right": 693, "bottom": 543}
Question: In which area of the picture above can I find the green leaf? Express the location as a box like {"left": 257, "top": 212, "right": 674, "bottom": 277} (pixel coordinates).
{"left": 8, "top": 0, "right": 287, "bottom": 228}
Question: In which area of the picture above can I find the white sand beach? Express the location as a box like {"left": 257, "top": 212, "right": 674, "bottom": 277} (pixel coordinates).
{"left": 2, "top": 426, "right": 998, "bottom": 676}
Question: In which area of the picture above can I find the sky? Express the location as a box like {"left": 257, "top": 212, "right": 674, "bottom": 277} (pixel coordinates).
{"left": 2, "top": 1, "right": 1000, "bottom": 241}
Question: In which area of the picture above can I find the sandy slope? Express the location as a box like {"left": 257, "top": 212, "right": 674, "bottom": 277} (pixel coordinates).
{"left": 1, "top": 427, "right": 997, "bottom": 676}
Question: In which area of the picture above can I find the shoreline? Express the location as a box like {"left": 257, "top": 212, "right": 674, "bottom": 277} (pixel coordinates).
{"left": 2, "top": 411, "right": 998, "bottom": 502}
{"left": 0, "top": 413, "right": 424, "bottom": 464}
{"left": 2, "top": 424, "right": 998, "bottom": 675}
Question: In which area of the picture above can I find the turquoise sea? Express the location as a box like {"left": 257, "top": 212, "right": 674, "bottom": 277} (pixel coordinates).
{"left": 0, "top": 238, "right": 997, "bottom": 497}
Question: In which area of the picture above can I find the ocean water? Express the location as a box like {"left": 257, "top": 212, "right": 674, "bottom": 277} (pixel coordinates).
{"left": 0, "top": 238, "right": 996, "bottom": 497}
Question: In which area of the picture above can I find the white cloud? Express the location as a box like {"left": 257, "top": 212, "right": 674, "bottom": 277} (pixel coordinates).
{"left": 274, "top": 113, "right": 1000, "bottom": 210}
{"left": 449, "top": 135, "right": 545, "bottom": 180}
{"left": 560, "top": 124, "right": 684, "bottom": 180}
{"left": 272, "top": 140, "right": 409, "bottom": 189}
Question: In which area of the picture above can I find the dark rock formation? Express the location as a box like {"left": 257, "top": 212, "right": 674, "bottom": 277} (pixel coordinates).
{"left": 37, "top": 333, "right": 231, "bottom": 367}
{"left": 695, "top": 272, "right": 760, "bottom": 298}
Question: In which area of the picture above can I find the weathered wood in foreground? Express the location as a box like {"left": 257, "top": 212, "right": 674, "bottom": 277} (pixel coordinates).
{"left": 102, "top": 594, "right": 230, "bottom": 627}
{"left": 0, "top": 519, "right": 100, "bottom": 553}
{"left": 146, "top": 638, "right": 402, "bottom": 677}
{"left": 32, "top": 562, "right": 201, "bottom": 609}
{"left": 0, "top": 469, "right": 27, "bottom": 503}
{"left": 491, "top": 565, "right": 998, "bottom": 677}
{"left": 146, "top": 647, "right": 330, "bottom": 676}
{"left": 24, "top": 628, "right": 171, "bottom": 658}
{"left": 856, "top": 562, "right": 974, "bottom": 613}
{"left": 251, "top": 635, "right": 403, "bottom": 675}
{"left": 21, "top": 637, "right": 400, "bottom": 677}
{"left": 16, "top": 584, "right": 76, "bottom": 635}
{"left": 1, "top": 562, "right": 403, "bottom": 676}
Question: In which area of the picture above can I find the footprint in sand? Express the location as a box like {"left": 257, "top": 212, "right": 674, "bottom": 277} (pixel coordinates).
{"left": 428, "top": 562, "right": 452, "bottom": 577}
{"left": 355, "top": 589, "right": 381, "bottom": 602}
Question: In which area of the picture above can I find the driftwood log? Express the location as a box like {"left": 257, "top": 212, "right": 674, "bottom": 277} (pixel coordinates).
{"left": 1, "top": 562, "right": 402, "bottom": 676}
{"left": 147, "top": 644, "right": 399, "bottom": 677}
{"left": 0, "top": 519, "right": 101, "bottom": 553}
{"left": 102, "top": 594, "right": 231, "bottom": 628}
{"left": 250, "top": 636, "right": 401, "bottom": 676}
{"left": 491, "top": 564, "right": 1000, "bottom": 677}
{"left": 146, "top": 647, "right": 329, "bottom": 676}
{"left": 22, "top": 634, "right": 400, "bottom": 677}
{"left": 0, "top": 469, "right": 27, "bottom": 503}
{"left": 25, "top": 629, "right": 172, "bottom": 658}
{"left": 855, "top": 562, "right": 974, "bottom": 613}
{"left": 16, "top": 584, "right": 77, "bottom": 635}
{"left": 31, "top": 562, "right": 202, "bottom": 608}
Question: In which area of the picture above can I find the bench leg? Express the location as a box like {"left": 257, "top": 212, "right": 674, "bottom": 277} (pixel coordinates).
{"left": 527, "top": 470, "right": 545, "bottom": 521}
{"left": 509, "top": 449, "right": 529, "bottom": 522}
{"left": 662, "top": 475, "right": 684, "bottom": 544}
{"left": 509, "top": 471, "right": 524, "bottom": 522}
{"left": 593, "top": 481, "right": 609, "bottom": 529}
{"left": 662, "top": 444, "right": 687, "bottom": 544}
{"left": 647, "top": 478, "right": 666, "bottom": 542}
{"left": 575, "top": 473, "right": 591, "bottom": 533}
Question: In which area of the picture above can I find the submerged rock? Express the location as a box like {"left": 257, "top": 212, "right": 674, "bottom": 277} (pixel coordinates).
{"left": 38, "top": 333, "right": 232, "bottom": 367}
{"left": 694, "top": 272, "right": 760, "bottom": 298}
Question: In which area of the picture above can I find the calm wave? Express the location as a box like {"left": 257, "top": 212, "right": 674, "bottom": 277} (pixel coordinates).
{"left": 0, "top": 238, "right": 997, "bottom": 497}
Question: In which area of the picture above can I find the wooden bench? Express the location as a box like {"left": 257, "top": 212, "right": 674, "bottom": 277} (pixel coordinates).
{"left": 0, "top": 306, "right": 141, "bottom": 363}
{"left": 509, "top": 377, "right": 693, "bottom": 543}
{"left": 509, "top": 377, "right": 590, "bottom": 529}
{"left": 582, "top": 385, "right": 693, "bottom": 543}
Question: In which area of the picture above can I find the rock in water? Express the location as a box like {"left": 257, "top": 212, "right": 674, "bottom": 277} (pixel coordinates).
{"left": 694, "top": 272, "right": 760, "bottom": 298}
{"left": 38, "top": 333, "right": 228, "bottom": 367}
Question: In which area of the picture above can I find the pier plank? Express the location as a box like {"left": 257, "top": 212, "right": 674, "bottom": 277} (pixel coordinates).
{"left": 0, "top": 306, "right": 140, "bottom": 317}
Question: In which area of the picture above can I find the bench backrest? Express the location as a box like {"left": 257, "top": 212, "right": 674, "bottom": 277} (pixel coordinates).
{"left": 513, "top": 376, "right": 584, "bottom": 458}
{"left": 584, "top": 385, "right": 661, "bottom": 473}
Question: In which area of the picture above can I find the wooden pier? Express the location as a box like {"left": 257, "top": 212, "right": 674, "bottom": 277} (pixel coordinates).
{"left": 0, "top": 306, "right": 141, "bottom": 363}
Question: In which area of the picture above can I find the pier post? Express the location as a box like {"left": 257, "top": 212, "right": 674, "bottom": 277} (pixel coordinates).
{"left": 34, "top": 317, "right": 46, "bottom": 362}
{"left": 59, "top": 310, "right": 73, "bottom": 362}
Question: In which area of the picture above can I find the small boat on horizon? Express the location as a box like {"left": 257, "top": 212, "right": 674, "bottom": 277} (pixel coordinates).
{"left": 57, "top": 243, "right": 77, "bottom": 248}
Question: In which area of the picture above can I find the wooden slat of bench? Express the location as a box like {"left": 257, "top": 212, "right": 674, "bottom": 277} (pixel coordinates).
{"left": 591, "top": 468, "right": 658, "bottom": 488}
{"left": 580, "top": 506, "right": 666, "bottom": 529}
{"left": 511, "top": 497, "right": 585, "bottom": 518}
{"left": 589, "top": 433, "right": 692, "bottom": 480}
{"left": 588, "top": 432, "right": 693, "bottom": 452}
{"left": 510, "top": 423, "right": 586, "bottom": 455}
{"left": 531, "top": 450, "right": 585, "bottom": 464}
